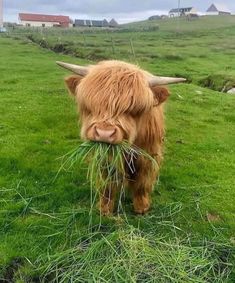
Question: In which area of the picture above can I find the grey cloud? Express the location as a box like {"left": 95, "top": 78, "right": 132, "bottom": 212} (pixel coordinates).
{"left": 60, "top": 0, "right": 175, "bottom": 14}
{"left": 3, "top": 0, "right": 235, "bottom": 23}
{"left": 59, "top": 0, "right": 235, "bottom": 14}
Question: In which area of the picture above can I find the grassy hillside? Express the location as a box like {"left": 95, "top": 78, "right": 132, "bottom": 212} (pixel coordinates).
{"left": 122, "top": 15, "right": 235, "bottom": 32}
{"left": 0, "top": 17, "right": 235, "bottom": 281}
{"left": 9, "top": 16, "right": 235, "bottom": 92}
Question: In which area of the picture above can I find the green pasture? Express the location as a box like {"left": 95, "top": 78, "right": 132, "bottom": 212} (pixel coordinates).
{"left": 0, "top": 16, "right": 235, "bottom": 281}
{"left": 9, "top": 15, "right": 235, "bottom": 91}
{"left": 123, "top": 14, "right": 235, "bottom": 31}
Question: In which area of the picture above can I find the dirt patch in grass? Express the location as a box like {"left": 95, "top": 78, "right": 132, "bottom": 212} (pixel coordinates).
{"left": 25, "top": 34, "right": 109, "bottom": 60}
{"left": 2, "top": 257, "right": 24, "bottom": 282}
{"left": 199, "top": 74, "right": 235, "bottom": 92}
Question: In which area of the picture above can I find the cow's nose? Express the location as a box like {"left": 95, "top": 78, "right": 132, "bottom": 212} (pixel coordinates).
{"left": 94, "top": 127, "right": 116, "bottom": 143}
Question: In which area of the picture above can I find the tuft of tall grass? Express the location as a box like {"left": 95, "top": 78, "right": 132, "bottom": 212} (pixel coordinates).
{"left": 38, "top": 226, "right": 232, "bottom": 283}
{"left": 57, "top": 141, "right": 157, "bottom": 191}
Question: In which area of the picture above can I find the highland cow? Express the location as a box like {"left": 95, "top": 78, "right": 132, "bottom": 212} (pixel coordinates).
{"left": 57, "top": 60, "right": 185, "bottom": 215}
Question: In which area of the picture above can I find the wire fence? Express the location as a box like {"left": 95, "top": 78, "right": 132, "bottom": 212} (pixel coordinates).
{"left": 5, "top": 27, "right": 143, "bottom": 63}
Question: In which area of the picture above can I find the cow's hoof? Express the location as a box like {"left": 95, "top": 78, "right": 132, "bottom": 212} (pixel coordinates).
{"left": 100, "top": 207, "right": 113, "bottom": 216}
{"left": 133, "top": 196, "right": 150, "bottom": 215}
{"left": 134, "top": 206, "right": 150, "bottom": 215}
{"left": 98, "top": 199, "right": 114, "bottom": 216}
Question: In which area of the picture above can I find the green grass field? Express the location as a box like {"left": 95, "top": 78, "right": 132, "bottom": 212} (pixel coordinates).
{"left": 0, "top": 16, "right": 235, "bottom": 282}
{"left": 9, "top": 15, "right": 235, "bottom": 91}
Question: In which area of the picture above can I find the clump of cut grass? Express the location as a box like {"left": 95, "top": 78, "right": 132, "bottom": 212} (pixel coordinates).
{"left": 56, "top": 141, "right": 157, "bottom": 191}
{"left": 38, "top": 226, "right": 232, "bottom": 283}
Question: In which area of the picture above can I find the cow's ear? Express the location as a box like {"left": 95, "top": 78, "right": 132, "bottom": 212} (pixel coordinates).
{"left": 151, "top": 86, "right": 170, "bottom": 106}
{"left": 65, "top": 75, "right": 83, "bottom": 96}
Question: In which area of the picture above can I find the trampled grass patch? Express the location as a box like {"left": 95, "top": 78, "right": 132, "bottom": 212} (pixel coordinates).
{"left": 38, "top": 226, "right": 232, "bottom": 283}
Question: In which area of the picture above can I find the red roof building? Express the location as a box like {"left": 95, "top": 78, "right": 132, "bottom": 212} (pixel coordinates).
{"left": 19, "top": 13, "right": 71, "bottom": 27}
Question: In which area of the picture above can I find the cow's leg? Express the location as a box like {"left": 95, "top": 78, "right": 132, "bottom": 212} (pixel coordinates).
{"left": 129, "top": 159, "right": 158, "bottom": 214}
{"left": 132, "top": 187, "right": 151, "bottom": 214}
{"left": 98, "top": 186, "right": 116, "bottom": 215}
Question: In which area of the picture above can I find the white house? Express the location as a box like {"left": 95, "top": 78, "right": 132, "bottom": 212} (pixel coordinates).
{"left": 169, "top": 7, "right": 197, "bottom": 17}
{"left": 19, "top": 13, "right": 71, "bottom": 27}
{"left": 206, "top": 4, "right": 231, "bottom": 15}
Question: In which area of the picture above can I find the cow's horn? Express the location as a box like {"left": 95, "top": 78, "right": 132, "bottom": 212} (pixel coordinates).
{"left": 56, "top": 61, "right": 89, "bottom": 76}
{"left": 149, "top": 76, "right": 186, "bottom": 86}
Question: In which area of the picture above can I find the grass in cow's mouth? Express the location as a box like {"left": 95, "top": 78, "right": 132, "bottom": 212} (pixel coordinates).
{"left": 56, "top": 141, "right": 157, "bottom": 192}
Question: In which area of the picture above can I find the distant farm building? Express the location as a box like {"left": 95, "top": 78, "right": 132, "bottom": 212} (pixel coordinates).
{"left": 75, "top": 18, "right": 118, "bottom": 28}
{"left": 148, "top": 15, "right": 161, "bottom": 20}
{"left": 206, "top": 4, "right": 231, "bottom": 15}
{"left": 19, "top": 13, "right": 71, "bottom": 27}
{"left": 169, "top": 7, "right": 197, "bottom": 17}
{"left": 187, "top": 13, "right": 199, "bottom": 20}
{"left": 148, "top": 15, "right": 168, "bottom": 20}
{"left": 74, "top": 19, "right": 118, "bottom": 27}
{"left": 75, "top": 19, "right": 108, "bottom": 27}
{"left": 109, "top": 18, "right": 118, "bottom": 27}
{"left": 160, "top": 15, "right": 169, "bottom": 19}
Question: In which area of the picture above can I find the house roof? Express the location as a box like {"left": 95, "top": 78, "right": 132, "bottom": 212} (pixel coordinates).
{"left": 19, "top": 13, "right": 70, "bottom": 23}
{"left": 109, "top": 18, "right": 118, "bottom": 27}
{"left": 148, "top": 15, "right": 161, "bottom": 20}
{"left": 75, "top": 19, "right": 117, "bottom": 27}
{"left": 206, "top": 3, "right": 230, "bottom": 13}
{"left": 92, "top": 20, "right": 104, "bottom": 27}
{"left": 75, "top": 19, "right": 86, "bottom": 26}
{"left": 75, "top": 19, "right": 108, "bottom": 27}
{"left": 103, "top": 19, "right": 109, "bottom": 26}
{"left": 169, "top": 7, "right": 193, "bottom": 13}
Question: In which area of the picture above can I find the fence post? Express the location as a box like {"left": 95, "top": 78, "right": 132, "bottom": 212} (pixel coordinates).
{"left": 129, "top": 38, "right": 136, "bottom": 60}
{"left": 82, "top": 32, "right": 87, "bottom": 47}
{"left": 111, "top": 36, "right": 115, "bottom": 54}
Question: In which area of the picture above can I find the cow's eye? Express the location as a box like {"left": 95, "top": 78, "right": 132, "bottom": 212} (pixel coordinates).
{"left": 83, "top": 106, "right": 91, "bottom": 115}
{"left": 129, "top": 109, "right": 144, "bottom": 117}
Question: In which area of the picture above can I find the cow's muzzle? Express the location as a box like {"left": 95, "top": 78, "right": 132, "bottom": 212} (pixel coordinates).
{"left": 87, "top": 123, "right": 123, "bottom": 144}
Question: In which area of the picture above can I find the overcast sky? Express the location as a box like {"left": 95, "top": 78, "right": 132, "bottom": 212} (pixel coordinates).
{"left": 3, "top": 1, "right": 235, "bottom": 24}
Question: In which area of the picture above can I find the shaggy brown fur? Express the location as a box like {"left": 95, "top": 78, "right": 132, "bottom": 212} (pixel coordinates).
{"left": 65, "top": 60, "right": 170, "bottom": 215}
